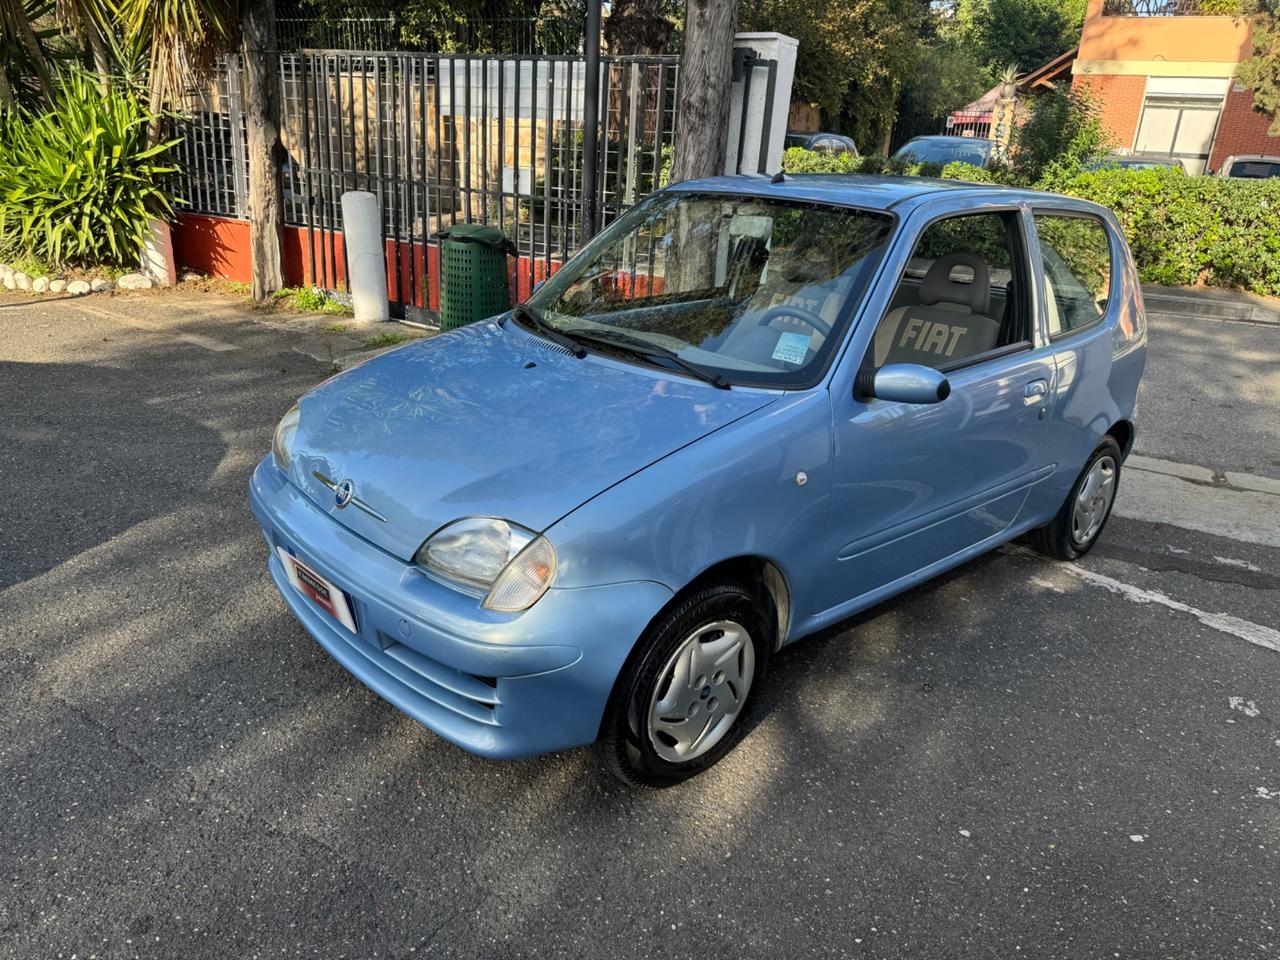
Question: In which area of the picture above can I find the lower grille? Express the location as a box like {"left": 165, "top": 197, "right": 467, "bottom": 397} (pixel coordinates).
{"left": 329, "top": 629, "right": 501, "bottom": 726}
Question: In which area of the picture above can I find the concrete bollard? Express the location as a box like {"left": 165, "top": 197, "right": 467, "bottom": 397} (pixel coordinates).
{"left": 341, "top": 191, "right": 389, "bottom": 325}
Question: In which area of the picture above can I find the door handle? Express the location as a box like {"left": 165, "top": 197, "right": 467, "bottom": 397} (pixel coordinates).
{"left": 1023, "top": 379, "right": 1048, "bottom": 410}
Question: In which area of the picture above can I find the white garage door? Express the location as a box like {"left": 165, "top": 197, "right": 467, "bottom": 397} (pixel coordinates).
{"left": 1133, "top": 94, "right": 1222, "bottom": 175}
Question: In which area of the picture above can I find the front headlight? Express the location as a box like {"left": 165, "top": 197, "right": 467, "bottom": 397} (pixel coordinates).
{"left": 272, "top": 404, "right": 301, "bottom": 471}
{"left": 414, "top": 517, "right": 557, "bottom": 612}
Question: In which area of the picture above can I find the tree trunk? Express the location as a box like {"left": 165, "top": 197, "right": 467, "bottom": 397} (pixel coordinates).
{"left": 89, "top": 26, "right": 110, "bottom": 94}
{"left": 670, "top": 0, "right": 737, "bottom": 183}
{"left": 603, "top": 0, "right": 673, "bottom": 55}
{"left": 241, "top": 0, "right": 284, "bottom": 300}
{"left": 14, "top": 13, "right": 54, "bottom": 104}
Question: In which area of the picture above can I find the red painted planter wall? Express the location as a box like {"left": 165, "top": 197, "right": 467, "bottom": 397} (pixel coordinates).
{"left": 172, "top": 212, "right": 565, "bottom": 310}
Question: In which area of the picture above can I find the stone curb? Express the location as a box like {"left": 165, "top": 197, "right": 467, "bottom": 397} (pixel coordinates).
{"left": 1143, "top": 284, "right": 1280, "bottom": 326}
{"left": 0, "top": 262, "right": 160, "bottom": 297}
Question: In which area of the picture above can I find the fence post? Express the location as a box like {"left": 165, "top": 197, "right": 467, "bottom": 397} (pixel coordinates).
{"left": 581, "top": 0, "right": 603, "bottom": 240}
{"left": 226, "top": 60, "right": 250, "bottom": 218}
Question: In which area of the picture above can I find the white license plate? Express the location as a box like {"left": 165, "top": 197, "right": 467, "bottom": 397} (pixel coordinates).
{"left": 277, "top": 547, "right": 357, "bottom": 633}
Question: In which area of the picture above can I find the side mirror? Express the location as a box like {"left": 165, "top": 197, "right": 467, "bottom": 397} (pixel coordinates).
{"left": 856, "top": 363, "right": 951, "bottom": 404}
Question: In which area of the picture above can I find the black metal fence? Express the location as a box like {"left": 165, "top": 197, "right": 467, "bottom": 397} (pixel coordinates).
{"left": 277, "top": 17, "right": 399, "bottom": 51}
{"left": 173, "top": 48, "right": 778, "bottom": 322}
{"left": 1101, "top": 0, "right": 1220, "bottom": 14}
{"left": 276, "top": 14, "right": 584, "bottom": 55}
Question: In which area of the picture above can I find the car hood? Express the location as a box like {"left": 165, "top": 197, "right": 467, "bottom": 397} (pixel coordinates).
{"left": 289, "top": 319, "right": 780, "bottom": 560}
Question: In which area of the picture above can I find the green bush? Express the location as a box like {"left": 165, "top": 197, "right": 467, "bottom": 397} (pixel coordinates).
{"left": 0, "top": 69, "right": 179, "bottom": 268}
{"left": 781, "top": 146, "right": 951, "bottom": 179}
{"left": 1009, "top": 86, "right": 1110, "bottom": 185}
{"left": 272, "top": 285, "right": 353, "bottom": 316}
{"left": 1050, "top": 168, "right": 1280, "bottom": 296}
{"left": 781, "top": 146, "right": 1280, "bottom": 297}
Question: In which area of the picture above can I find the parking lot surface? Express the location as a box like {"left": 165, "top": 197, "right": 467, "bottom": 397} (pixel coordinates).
{"left": 2, "top": 293, "right": 1278, "bottom": 959}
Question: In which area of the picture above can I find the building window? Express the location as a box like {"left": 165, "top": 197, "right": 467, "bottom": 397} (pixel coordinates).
{"left": 1133, "top": 94, "right": 1223, "bottom": 174}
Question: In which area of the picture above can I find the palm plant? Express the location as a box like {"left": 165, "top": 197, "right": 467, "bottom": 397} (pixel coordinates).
{"left": 0, "top": 67, "right": 179, "bottom": 265}
{"left": 0, "top": 0, "right": 56, "bottom": 107}
{"left": 56, "top": 0, "right": 113, "bottom": 89}
{"left": 112, "top": 0, "right": 239, "bottom": 128}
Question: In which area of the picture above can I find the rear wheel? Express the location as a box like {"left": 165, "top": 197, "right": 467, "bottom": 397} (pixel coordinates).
{"left": 1030, "top": 436, "right": 1122, "bottom": 561}
{"left": 596, "top": 583, "right": 771, "bottom": 788}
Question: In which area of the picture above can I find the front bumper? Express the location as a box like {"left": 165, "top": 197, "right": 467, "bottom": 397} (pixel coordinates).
{"left": 249, "top": 457, "right": 672, "bottom": 759}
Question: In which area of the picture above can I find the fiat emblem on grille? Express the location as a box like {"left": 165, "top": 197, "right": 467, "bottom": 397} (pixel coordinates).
{"left": 334, "top": 479, "right": 355, "bottom": 509}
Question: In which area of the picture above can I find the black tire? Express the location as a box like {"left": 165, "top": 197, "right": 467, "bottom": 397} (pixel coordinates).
{"left": 596, "top": 582, "right": 773, "bottom": 788}
{"left": 1030, "top": 435, "right": 1123, "bottom": 561}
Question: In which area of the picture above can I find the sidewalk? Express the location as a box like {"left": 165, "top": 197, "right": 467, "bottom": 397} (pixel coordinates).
{"left": 2, "top": 285, "right": 431, "bottom": 370}
{"left": 1143, "top": 284, "right": 1280, "bottom": 325}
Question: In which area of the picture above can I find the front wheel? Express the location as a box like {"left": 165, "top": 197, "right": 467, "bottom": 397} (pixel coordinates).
{"left": 1030, "top": 436, "right": 1122, "bottom": 561}
{"left": 596, "top": 583, "right": 772, "bottom": 788}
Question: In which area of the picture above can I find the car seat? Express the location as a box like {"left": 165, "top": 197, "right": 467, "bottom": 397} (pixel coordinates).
{"left": 873, "top": 252, "right": 1003, "bottom": 367}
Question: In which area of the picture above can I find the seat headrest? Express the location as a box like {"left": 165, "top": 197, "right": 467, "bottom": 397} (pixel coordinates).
{"left": 919, "top": 252, "right": 990, "bottom": 315}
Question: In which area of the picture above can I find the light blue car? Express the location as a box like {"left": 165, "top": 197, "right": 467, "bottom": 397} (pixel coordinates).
{"left": 250, "top": 175, "right": 1146, "bottom": 786}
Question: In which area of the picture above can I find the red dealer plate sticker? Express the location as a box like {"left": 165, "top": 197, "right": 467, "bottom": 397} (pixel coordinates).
{"left": 276, "top": 546, "right": 358, "bottom": 633}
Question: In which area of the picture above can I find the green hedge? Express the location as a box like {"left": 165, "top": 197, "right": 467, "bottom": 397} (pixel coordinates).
{"left": 780, "top": 147, "right": 1280, "bottom": 298}
{"left": 1047, "top": 168, "right": 1280, "bottom": 296}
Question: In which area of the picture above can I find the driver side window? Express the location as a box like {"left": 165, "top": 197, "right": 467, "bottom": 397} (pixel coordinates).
{"left": 868, "top": 211, "right": 1030, "bottom": 371}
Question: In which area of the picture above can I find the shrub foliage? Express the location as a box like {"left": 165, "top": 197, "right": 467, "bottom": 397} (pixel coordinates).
{"left": 0, "top": 70, "right": 180, "bottom": 268}
{"left": 782, "top": 147, "right": 1280, "bottom": 298}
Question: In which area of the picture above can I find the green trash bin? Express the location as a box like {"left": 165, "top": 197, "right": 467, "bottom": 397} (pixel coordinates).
{"left": 437, "top": 224, "right": 516, "bottom": 331}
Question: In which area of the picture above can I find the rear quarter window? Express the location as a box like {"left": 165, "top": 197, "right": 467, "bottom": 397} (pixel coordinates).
{"left": 1034, "top": 214, "right": 1113, "bottom": 339}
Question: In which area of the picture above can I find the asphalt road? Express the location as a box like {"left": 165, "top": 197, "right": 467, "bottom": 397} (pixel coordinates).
{"left": 2, "top": 293, "right": 1277, "bottom": 959}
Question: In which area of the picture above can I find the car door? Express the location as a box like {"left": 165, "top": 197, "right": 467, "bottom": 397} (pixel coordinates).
{"left": 1021, "top": 208, "right": 1127, "bottom": 522}
{"left": 815, "top": 205, "right": 1058, "bottom": 616}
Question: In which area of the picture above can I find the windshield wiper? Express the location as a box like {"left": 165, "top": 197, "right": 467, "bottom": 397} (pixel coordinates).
{"left": 565, "top": 327, "right": 731, "bottom": 389}
{"left": 510, "top": 303, "right": 586, "bottom": 358}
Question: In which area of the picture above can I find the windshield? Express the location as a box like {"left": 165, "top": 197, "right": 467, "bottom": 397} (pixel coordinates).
{"left": 523, "top": 192, "right": 894, "bottom": 388}
{"left": 895, "top": 138, "right": 992, "bottom": 166}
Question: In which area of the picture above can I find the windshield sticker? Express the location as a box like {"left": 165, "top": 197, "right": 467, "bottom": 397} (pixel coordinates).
{"left": 772, "top": 332, "right": 811, "bottom": 364}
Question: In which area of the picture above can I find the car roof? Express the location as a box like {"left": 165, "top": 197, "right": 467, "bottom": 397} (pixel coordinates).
{"left": 1226, "top": 154, "right": 1280, "bottom": 163}
{"left": 903, "top": 135, "right": 995, "bottom": 145}
{"left": 1110, "top": 153, "right": 1177, "bottom": 162}
{"left": 665, "top": 173, "right": 1109, "bottom": 218}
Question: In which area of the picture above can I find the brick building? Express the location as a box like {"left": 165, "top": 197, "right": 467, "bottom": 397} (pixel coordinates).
{"left": 1072, "top": 0, "right": 1280, "bottom": 173}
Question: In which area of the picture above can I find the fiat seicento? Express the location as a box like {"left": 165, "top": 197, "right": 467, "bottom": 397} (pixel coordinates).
{"left": 250, "top": 174, "right": 1146, "bottom": 786}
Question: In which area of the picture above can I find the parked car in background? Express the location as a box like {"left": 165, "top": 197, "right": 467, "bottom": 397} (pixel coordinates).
{"left": 252, "top": 174, "right": 1146, "bottom": 787}
{"left": 1088, "top": 153, "right": 1186, "bottom": 173}
{"left": 892, "top": 135, "right": 996, "bottom": 168}
{"left": 1216, "top": 155, "right": 1280, "bottom": 179}
{"left": 784, "top": 131, "right": 858, "bottom": 155}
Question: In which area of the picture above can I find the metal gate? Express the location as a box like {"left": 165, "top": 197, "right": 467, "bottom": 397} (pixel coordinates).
{"left": 173, "top": 48, "right": 778, "bottom": 322}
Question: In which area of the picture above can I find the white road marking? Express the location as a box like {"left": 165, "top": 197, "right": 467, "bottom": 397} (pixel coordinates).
{"left": 1117, "top": 457, "right": 1280, "bottom": 549}
{"left": 1065, "top": 563, "right": 1280, "bottom": 655}
{"left": 1213, "top": 555, "right": 1263, "bottom": 573}
{"left": 1229, "top": 697, "right": 1261, "bottom": 717}
{"left": 1011, "top": 547, "right": 1280, "bottom": 655}
{"left": 75, "top": 302, "right": 238, "bottom": 352}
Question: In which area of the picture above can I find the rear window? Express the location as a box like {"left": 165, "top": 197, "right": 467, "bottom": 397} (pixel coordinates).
{"left": 1035, "top": 214, "right": 1113, "bottom": 338}
{"left": 895, "top": 139, "right": 991, "bottom": 166}
{"left": 1228, "top": 160, "right": 1280, "bottom": 179}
